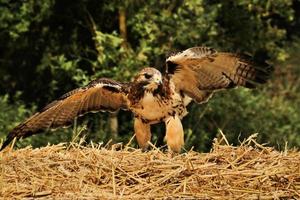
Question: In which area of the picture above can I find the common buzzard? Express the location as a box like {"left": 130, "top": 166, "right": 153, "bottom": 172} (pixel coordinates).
{"left": 0, "top": 47, "right": 272, "bottom": 152}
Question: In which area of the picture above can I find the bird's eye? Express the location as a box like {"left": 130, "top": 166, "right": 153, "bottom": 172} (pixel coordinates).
{"left": 144, "top": 73, "right": 152, "bottom": 79}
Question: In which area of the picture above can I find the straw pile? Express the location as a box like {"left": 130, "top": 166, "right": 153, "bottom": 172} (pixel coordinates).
{"left": 1, "top": 135, "right": 299, "bottom": 199}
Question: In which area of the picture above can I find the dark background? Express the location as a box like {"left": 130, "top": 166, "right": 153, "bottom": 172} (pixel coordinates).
{"left": 0, "top": 0, "right": 299, "bottom": 152}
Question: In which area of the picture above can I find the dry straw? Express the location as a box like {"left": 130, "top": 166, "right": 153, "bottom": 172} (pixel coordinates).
{"left": 0, "top": 134, "right": 299, "bottom": 199}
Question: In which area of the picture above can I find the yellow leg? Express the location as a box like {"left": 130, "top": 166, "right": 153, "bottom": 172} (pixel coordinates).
{"left": 134, "top": 118, "right": 151, "bottom": 150}
{"left": 165, "top": 115, "right": 184, "bottom": 153}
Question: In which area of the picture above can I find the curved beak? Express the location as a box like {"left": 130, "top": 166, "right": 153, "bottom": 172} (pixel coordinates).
{"left": 154, "top": 78, "right": 162, "bottom": 85}
{"left": 153, "top": 74, "right": 162, "bottom": 85}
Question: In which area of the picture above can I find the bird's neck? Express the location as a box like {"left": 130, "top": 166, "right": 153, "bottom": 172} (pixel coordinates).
{"left": 128, "top": 78, "right": 171, "bottom": 105}
{"left": 153, "top": 77, "right": 171, "bottom": 98}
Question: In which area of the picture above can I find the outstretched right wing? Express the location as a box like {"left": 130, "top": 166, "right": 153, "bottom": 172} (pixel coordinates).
{"left": 165, "top": 47, "right": 273, "bottom": 103}
{"left": 0, "top": 78, "right": 128, "bottom": 151}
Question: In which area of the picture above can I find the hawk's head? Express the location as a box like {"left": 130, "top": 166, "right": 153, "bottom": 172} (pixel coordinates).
{"left": 134, "top": 67, "right": 163, "bottom": 91}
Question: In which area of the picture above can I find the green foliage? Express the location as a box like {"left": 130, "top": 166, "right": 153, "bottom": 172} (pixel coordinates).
{"left": 91, "top": 29, "right": 146, "bottom": 81}
{"left": 0, "top": 0, "right": 299, "bottom": 151}
{"left": 0, "top": 0, "right": 54, "bottom": 40}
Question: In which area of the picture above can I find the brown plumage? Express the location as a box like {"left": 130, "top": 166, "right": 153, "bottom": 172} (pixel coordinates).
{"left": 166, "top": 47, "right": 272, "bottom": 103}
{"left": 0, "top": 46, "right": 273, "bottom": 152}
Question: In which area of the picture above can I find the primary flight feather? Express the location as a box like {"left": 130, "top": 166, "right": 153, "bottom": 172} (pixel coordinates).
{"left": 0, "top": 47, "right": 273, "bottom": 152}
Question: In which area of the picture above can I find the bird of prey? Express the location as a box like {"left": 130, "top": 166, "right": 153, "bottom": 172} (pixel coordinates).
{"left": 0, "top": 47, "right": 272, "bottom": 152}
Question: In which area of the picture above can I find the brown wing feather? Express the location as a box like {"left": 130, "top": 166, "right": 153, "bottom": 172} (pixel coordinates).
{"left": 0, "top": 78, "right": 128, "bottom": 150}
{"left": 166, "top": 47, "right": 273, "bottom": 103}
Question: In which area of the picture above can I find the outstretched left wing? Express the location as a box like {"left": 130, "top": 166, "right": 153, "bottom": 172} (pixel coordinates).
{"left": 0, "top": 78, "right": 128, "bottom": 151}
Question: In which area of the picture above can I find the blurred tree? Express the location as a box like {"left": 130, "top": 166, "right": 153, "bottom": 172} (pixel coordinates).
{"left": 0, "top": 0, "right": 299, "bottom": 151}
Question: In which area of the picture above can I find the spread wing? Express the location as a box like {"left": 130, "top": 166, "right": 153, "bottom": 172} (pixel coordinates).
{"left": 0, "top": 78, "right": 128, "bottom": 151}
{"left": 165, "top": 47, "right": 273, "bottom": 103}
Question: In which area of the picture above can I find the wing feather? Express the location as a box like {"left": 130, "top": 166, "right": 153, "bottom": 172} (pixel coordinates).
{"left": 166, "top": 47, "right": 273, "bottom": 103}
{"left": 0, "top": 78, "right": 128, "bottom": 150}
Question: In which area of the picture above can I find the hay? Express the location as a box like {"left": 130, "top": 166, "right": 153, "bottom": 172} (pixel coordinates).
{"left": 0, "top": 135, "right": 299, "bottom": 199}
